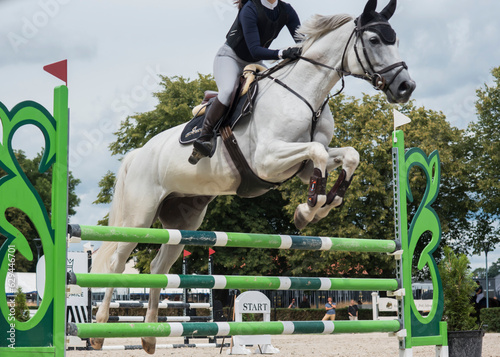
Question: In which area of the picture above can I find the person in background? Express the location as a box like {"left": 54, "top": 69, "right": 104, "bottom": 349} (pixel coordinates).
{"left": 348, "top": 299, "right": 359, "bottom": 321}
{"left": 475, "top": 280, "right": 484, "bottom": 304}
{"left": 322, "top": 297, "right": 336, "bottom": 320}
{"left": 288, "top": 298, "right": 296, "bottom": 308}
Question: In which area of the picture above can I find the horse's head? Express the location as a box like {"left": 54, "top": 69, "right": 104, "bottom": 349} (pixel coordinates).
{"left": 346, "top": 0, "right": 415, "bottom": 103}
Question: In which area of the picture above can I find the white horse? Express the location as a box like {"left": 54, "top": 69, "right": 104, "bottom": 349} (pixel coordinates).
{"left": 90, "top": 0, "right": 415, "bottom": 353}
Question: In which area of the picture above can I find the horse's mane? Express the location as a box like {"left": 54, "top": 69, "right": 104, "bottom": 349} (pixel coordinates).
{"left": 296, "top": 14, "right": 354, "bottom": 52}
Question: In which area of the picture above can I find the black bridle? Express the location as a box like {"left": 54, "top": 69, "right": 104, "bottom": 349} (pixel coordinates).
{"left": 257, "top": 19, "right": 408, "bottom": 139}
{"left": 351, "top": 21, "right": 408, "bottom": 91}
{"left": 297, "top": 20, "right": 408, "bottom": 93}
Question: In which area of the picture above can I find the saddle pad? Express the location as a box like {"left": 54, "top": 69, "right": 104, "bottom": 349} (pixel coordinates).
{"left": 179, "top": 92, "right": 252, "bottom": 145}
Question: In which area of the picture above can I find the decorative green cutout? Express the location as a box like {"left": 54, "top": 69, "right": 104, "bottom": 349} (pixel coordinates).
{"left": 0, "top": 86, "right": 68, "bottom": 356}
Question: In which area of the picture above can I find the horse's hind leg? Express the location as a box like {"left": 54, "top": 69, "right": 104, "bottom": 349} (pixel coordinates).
{"left": 141, "top": 244, "right": 184, "bottom": 354}
{"left": 141, "top": 195, "right": 214, "bottom": 354}
{"left": 91, "top": 241, "right": 137, "bottom": 350}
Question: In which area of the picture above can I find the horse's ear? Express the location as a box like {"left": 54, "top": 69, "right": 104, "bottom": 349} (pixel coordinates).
{"left": 360, "top": 0, "right": 377, "bottom": 25}
{"left": 380, "top": 0, "right": 397, "bottom": 20}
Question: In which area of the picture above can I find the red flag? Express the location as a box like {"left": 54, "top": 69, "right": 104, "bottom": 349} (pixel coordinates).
{"left": 43, "top": 60, "right": 67, "bottom": 85}
{"left": 183, "top": 250, "right": 191, "bottom": 258}
{"left": 209, "top": 248, "right": 216, "bottom": 256}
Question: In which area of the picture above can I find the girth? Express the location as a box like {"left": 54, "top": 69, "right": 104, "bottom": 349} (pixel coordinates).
{"left": 221, "top": 126, "right": 278, "bottom": 198}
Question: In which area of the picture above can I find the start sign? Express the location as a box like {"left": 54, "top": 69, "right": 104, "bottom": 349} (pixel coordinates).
{"left": 241, "top": 302, "right": 269, "bottom": 313}
{"left": 231, "top": 291, "right": 278, "bottom": 355}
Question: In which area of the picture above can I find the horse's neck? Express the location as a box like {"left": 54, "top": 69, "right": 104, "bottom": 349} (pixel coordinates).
{"left": 279, "top": 23, "right": 355, "bottom": 109}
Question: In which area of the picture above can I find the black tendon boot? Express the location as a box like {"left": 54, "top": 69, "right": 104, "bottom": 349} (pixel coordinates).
{"left": 188, "top": 97, "right": 229, "bottom": 165}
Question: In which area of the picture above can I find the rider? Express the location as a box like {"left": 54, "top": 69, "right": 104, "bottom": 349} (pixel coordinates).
{"left": 189, "top": 0, "right": 302, "bottom": 164}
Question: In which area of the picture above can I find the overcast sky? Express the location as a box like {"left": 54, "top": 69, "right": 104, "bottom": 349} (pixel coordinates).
{"left": 1, "top": 0, "right": 499, "bottom": 273}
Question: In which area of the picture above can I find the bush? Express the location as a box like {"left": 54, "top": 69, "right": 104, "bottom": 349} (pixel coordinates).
{"left": 438, "top": 247, "right": 477, "bottom": 331}
{"left": 480, "top": 307, "right": 500, "bottom": 332}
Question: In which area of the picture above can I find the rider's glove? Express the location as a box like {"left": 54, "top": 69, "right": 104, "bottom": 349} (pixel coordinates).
{"left": 281, "top": 47, "right": 302, "bottom": 60}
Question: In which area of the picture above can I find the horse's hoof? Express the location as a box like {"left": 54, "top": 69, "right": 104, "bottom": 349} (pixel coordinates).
{"left": 141, "top": 337, "right": 156, "bottom": 355}
{"left": 90, "top": 338, "right": 104, "bottom": 350}
{"left": 294, "top": 207, "right": 310, "bottom": 230}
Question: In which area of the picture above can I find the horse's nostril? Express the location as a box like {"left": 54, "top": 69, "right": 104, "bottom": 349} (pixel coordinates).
{"left": 398, "top": 80, "right": 416, "bottom": 94}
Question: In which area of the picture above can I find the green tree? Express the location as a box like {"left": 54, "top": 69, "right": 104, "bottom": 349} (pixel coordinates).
{"left": 472, "top": 267, "right": 486, "bottom": 279}
{"left": 468, "top": 66, "right": 500, "bottom": 217}
{"left": 489, "top": 258, "right": 500, "bottom": 278}
{"left": 460, "top": 67, "right": 500, "bottom": 264}
{"left": 280, "top": 93, "right": 474, "bottom": 278}
{"left": 0, "top": 150, "right": 81, "bottom": 272}
{"left": 110, "top": 74, "right": 217, "bottom": 156}
{"left": 14, "top": 287, "right": 30, "bottom": 322}
{"left": 468, "top": 214, "right": 500, "bottom": 261}
{"left": 95, "top": 77, "right": 474, "bottom": 279}
{"left": 96, "top": 74, "right": 294, "bottom": 275}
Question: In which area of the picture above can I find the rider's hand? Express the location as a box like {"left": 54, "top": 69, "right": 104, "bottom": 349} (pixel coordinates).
{"left": 281, "top": 47, "right": 302, "bottom": 60}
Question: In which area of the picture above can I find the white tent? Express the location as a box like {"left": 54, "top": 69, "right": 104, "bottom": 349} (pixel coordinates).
{"left": 5, "top": 272, "right": 37, "bottom": 295}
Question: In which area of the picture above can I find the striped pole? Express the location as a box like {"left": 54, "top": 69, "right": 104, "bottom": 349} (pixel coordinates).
{"left": 70, "top": 273, "right": 399, "bottom": 292}
{"left": 96, "top": 302, "right": 210, "bottom": 309}
{"left": 104, "top": 316, "right": 211, "bottom": 323}
{"left": 100, "top": 343, "right": 230, "bottom": 350}
{"left": 68, "top": 224, "right": 397, "bottom": 253}
{"left": 68, "top": 320, "right": 401, "bottom": 339}
{"left": 68, "top": 343, "right": 229, "bottom": 351}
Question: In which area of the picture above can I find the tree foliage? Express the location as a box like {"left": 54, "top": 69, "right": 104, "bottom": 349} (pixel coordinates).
{"left": 458, "top": 67, "right": 500, "bottom": 259}
{"left": 0, "top": 150, "right": 81, "bottom": 272}
{"left": 468, "top": 66, "right": 500, "bottom": 217}
{"left": 95, "top": 74, "right": 475, "bottom": 279}
{"left": 14, "top": 287, "right": 30, "bottom": 322}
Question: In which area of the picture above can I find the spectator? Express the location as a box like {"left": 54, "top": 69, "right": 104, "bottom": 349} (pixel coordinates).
{"left": 475, "top": 280, "right": 484, "bottom": 304}
{"left": 322, "top": 297, "right": 336, "bottom": 320}
{"left": 348, "top": 299, "right": 359, "bottom": 321}
{"left": 288, "top": 298, "right": 296, "bottom": 309}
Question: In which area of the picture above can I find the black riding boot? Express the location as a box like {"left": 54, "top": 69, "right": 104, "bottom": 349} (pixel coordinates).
{"left": 188, "top": 97, "right": 228, "bottom": 165}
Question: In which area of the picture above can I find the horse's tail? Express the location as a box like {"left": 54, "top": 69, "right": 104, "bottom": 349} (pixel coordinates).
{"left": 91, "top": 149, "right": 138, "bottom": 274}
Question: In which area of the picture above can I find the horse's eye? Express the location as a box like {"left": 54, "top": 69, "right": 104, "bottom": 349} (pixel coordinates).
{"left": 369, "top": 37, "right": 381, "bottom": 45}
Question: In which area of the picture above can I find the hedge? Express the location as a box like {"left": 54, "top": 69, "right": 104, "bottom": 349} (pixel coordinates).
{"left": 480, "top": 307, "right": 500, "bottom": 332}
{"left": 93, "top": 307, "right": 382, "bottom": 321}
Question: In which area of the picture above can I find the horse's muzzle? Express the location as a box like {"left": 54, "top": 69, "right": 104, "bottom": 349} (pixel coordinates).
{"left": 396, "top": 79, "right": 416, "bottom": 103}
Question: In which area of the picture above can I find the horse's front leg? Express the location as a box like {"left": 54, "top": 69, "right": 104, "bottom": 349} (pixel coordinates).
{"left": 256, "top": 140, "right": 329, "bottom": 230}
{"left": 311, "top": 146, "right": 360, "bottom": 224}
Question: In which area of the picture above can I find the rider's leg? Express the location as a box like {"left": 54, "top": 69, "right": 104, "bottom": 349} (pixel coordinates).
{"left": 189, "top": 44, "right": 246, "bottom": 164}
{"left": 190, "top": 97, "right": 228, "bottom": 156}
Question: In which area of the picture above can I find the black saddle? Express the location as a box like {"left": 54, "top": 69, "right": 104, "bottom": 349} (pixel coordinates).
{"left": 179, "top": 84, "right": 257, "bottom": 145}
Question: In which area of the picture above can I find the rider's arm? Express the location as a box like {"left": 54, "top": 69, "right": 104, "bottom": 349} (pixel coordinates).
{"left": 240, "top": 4, "right": 281, "bottom": 60}
{"left": 284, "top": 4, "right": 301, "bottom": 42}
